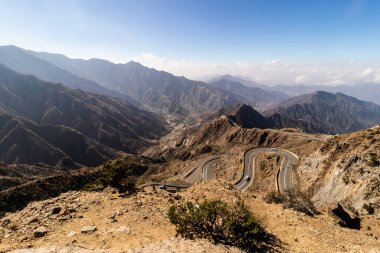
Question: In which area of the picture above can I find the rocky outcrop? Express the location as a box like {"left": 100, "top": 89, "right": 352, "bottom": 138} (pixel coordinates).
{"left": 297, "top": 126, "right": 380, "bottom": 212}
{"left": 330, "top": 203, "right": 361, "bottom": 230}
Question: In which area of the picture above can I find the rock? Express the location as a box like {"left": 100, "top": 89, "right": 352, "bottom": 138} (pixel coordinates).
{"left": 34, "top": 226, "right": 48, "bottom": 237}
{"left": 81, "top": 225, "right": 97, "bottom": 233}
{"left": 115, "top": 226, "right": 130, "bottom": 234}
{"left": 67, "top": 231, "right": 76, "bottom": 237}
{"left": 27, "top": 217, "right": 38, "bottom": 224}
{"left": 0, "top": 218, "right": 11, "bottom": 227}
{"left": 50, "top": 206, "right": 62, "bottom": 215}
{"left": 58, "top": 215, "right": 72, "bottom": 221}
{"left": 330, "top": 202, "right": 361, "bottom": 230}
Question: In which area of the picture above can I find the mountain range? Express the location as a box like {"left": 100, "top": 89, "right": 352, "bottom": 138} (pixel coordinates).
{"left": 210, "top": 74, "right": 380, "bottom": 107}
{"left": 0, "top": 45, "right": 380, "bottom": 167}
{"left": 0, "top": 46, "right": 238, "bottom": 114}
{"left": 271, "top": 83, "right": 380, "bottom": 106}
{"left": 214, "top": 91, "right": 380, "bottom": 135}
{"left": 208, "top": 78, "right": 289, "bottom": 110}
{"left": 0, "top": 46, "right": 291, "bottom": 115}
{"left": 0, "top": 64, "right": 167, "bottom": 167}
{"left": 265, "top": 91, "right": 380, "bottom": 134}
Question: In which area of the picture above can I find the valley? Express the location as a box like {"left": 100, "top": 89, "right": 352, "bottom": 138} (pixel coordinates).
{"left": 0, "top": 46, "right": 379, "bottom": 252}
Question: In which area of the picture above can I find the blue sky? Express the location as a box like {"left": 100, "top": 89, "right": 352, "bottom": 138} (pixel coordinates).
{"left": 1, "top": 0, "right": 380, "bottom": 84}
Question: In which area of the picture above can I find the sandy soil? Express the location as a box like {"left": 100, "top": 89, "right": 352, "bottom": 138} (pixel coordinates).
{"left": 1, "top": 181, "right": 379, "bottom": 253}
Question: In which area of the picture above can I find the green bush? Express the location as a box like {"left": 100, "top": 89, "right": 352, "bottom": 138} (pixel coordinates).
{"left": 168, "top": 199, "right": 275, "bottom": 252}
{"left": 264, "top": 190, "right": 318, "bottom": 216}
{"left": 83, "top": 159, "right": 147, "bottom": 193}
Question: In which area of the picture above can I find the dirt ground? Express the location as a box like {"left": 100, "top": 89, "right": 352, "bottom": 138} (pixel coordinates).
{"left": 1, "top": 181, "right": 379, "bottom": 253}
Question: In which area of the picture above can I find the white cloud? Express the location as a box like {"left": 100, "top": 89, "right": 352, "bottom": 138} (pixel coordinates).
{"left": 295, "top": 75, "right": 309, "bottom": 84}
{"left": 131, "top": 52, "right": 380, "bottom": 86}
{"left": 362, "top": 68, "right": 374, "bottom": 76}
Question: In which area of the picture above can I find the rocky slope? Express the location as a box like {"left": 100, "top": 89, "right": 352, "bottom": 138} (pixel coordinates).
{"left": 264, "top": 91, "right": 380, "bottom": 134}
{"left": 298, "top": 125, "right": 380, "bottom": 211}
{"left": 0, "top": 64, "right": 168, "bottom": 167}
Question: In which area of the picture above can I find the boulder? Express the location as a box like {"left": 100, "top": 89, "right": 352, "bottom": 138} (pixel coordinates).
{"left": 50, "top": 206, "right": 62, "bottom": 215}
{"left": 34, "top": 226, "right": 48, "bottom": 237}
{"left": 330, "top": 202, "right": 361, "bottom": 230}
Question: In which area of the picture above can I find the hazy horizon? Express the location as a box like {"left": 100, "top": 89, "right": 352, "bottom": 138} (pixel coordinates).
{"left": 1, "top": 0, "right": 380, "bottom": 85}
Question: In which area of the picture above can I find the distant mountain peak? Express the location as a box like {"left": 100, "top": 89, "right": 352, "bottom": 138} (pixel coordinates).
{"left": 265, "top": 90, "right": 380, "bottom": 134}
{"left": 219, "top": 104, "right": 274, "bottom": 129}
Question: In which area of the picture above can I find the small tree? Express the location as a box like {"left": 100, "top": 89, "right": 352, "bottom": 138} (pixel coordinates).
{"left": 83, "top": 159, "right": 146, "bottom": 193}
{"left": 168, "top": 199, "right": 274, "bottom": 252}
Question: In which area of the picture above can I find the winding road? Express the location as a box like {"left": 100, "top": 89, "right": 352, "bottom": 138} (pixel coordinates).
{"left": 235, "top": 147, "right": 299, "bottom": 192}
{"left": 184, "top": 155, "right": 221, "bottom": 184}
{"left": 186, "top": 147, "right": 299, "bottom": 192}
{"left": 144, "top": 147, "right": 299, "bottom": 193}
{"left": 202, "top": 157, "right": 222, "bottom": 180}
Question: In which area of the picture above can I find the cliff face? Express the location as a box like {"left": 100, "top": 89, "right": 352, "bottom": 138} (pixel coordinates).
{"left": 298, "top": 125, "right": 380, "bottom": 211}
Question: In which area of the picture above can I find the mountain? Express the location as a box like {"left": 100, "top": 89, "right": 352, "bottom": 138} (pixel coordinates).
{"left": 271, "top": 83, "right": 380, "bottom": 106}
{"left": 23, "top": 51, "right": 243, "bottom": 115}
{"left": 0, "top": 46, "right": 135, "bottom": 103}
{"left": 208, "top": 78, "right": 289, "bottom": 110}
{"left": 216, "top": 104, "right": 274, "bottom": 129}
{"left": 208, "top": 74, "right": 265, "bottom": 88}
{"left": 0, "top": 64, "right": 168, "bottom": 167}
{"left": 264, "top": 91, "right": 380, "bottom": 134}
{"left": 144, "top": 104, "right": 321, "bottom": 160}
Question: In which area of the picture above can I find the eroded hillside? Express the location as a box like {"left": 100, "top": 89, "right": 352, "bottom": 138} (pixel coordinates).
{"left": 298, "top": 125, "right": 380, "bottom": 211}
{"left": 0, "top": 64, "right": 168, "bottom": 167}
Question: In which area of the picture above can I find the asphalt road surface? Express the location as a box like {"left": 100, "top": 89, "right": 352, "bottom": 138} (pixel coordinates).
{"left": 202, "top": 158, "right": 221, "bottom": 180}
{"left": 156, "top": 147, "right": 298, "bottom": 193}
{"left": 184, "top": 155, "right": 221, "bottom": 184}
{"left": 234, "top": 147, "right": 298, "bottom": 192}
